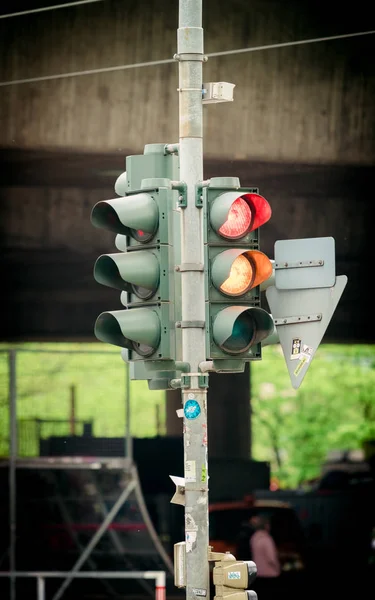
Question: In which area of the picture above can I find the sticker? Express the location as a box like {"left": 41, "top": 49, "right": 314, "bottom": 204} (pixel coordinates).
{"left": 192, "top": 588, "right": 207, "bottom": 597}
{"left": 300, "top": 344, "right": 314, "bottom": 362}
{"left": 201, "top": 465, "right": 207, "bottom": 483}
{"left": 294, "top": 355, "right": 308, "bottom": 377}
{"left": 186, "top": 531, "right": 197, "bottom": 552}
{"left": 290, "top": 338, "right": 302, "bottom": 360}
{"left": 197, "top": 495, "right": 207, "bottom": 505}
{"left": 184, "top": 399, "right": 201, "bottom": 420}
{"left": 228, "top": 571, "right": 241, "bottom": 580}
{"left": 185, "top": 513, "right": 198, "bottom": 531}
{"left": 185, "top": 460, "right": 196, "bottom": 482}
{"left": 202, "top": 424, "right": 208, "bottom": 446}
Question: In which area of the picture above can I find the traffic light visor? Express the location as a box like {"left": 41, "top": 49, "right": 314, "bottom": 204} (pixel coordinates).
{"left": 210, "top": 192, "right": 271, "bottom": 239}
{"left": 94, "top": 308, "right": 160, "bottom": 356}
{"left": 212, "top": 250, "right": 273, "bottom": 297}
{"left": 94, "top": 251, "right": 160, "bottom": 299}
{"left": 213, "top": 306, "right": 274, "bottom": 355}
{"left": 91, "top": 194, "right": 158, "bottom": 241}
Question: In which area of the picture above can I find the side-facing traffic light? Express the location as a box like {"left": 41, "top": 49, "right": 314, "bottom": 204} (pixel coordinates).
{"left": 203, "top": 177, "right": 274, "bottom": 368}
{"left": 213, "top": 556, "right": 258, "bottom": 599}
{"left": 91, "top": 144, "right": 179, "bottom": 364}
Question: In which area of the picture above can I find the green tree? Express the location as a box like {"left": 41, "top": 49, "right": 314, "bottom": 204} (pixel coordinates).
{"left": 251, "top": 344, "right": 375, "bottom": 488}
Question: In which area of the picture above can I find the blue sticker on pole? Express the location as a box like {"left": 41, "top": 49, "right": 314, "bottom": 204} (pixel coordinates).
{"left": 184, "top": 399, "right": 201, "bottom": 420}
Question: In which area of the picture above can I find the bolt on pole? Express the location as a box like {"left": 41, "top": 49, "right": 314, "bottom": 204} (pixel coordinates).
{"left": 176, "top": 0, "right": 210, "bottom": 598}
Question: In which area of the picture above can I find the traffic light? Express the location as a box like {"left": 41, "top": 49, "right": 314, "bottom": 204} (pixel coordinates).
{"left": 91, "top": 144, "right": 180, "bottom": 368}
{"left": 203, "top": 177, "right": 274, "bottom": 370}
{"left": 213, "top": 557, "right": 258, "bottom": 599}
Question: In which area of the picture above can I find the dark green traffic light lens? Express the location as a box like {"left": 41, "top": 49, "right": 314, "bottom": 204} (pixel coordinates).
{"left": 222, "top": 313, "right": 255, "bottom": 354}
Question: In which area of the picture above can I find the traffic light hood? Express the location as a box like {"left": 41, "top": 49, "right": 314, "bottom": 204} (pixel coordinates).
{"left": 94, "top": 251, "right": 160, "bottom": 296}
{"left": 212, "top": 306, "right": 275, "bottom": 355}
{"left": 211, "top": 249, "right": 273, "bottom": 296}
{"left": 91, "top": 194, "right": 158, "bottom": 239}
{"left": 210, "top": 191, "right": 271, "bottom": 238}
{"left": 94, "top": 308, "right": 161, "bottom": 355}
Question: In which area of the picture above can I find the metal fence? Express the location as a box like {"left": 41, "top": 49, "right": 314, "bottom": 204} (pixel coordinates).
{"left": 0, "top": 346, "right": 166, "bottom": 458}
{"left": 0, "top": 347, "right": 171, "bottom": 600}
{"left": 0, "top": 570, "right": 166, "bottom": 600}
{"left": 1, "top": 347, "right": 126, "bottom": 458}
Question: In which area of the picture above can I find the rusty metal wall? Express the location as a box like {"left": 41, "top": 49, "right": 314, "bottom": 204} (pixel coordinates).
{"left": 0, "top": 0, "right": 374, "bottom": 163}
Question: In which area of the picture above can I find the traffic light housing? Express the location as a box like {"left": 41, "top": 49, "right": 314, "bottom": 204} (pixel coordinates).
{"left": 91, "top": 144, "right": 181, "bottom": 369}
{"left": 213, "top": 557, "right": 257, "bottom": 600}
{"left": 204, "top": 177, "right": 274, "bottom": 370}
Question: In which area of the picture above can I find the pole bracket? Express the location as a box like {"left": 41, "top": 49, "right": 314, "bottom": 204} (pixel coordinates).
{"left": 273, "top": 313, "right": 322, "bottom": 326}
{"left": 172, "top": 181, "right": 187, "bottom": 207}
{"left": 275, "top": 259, "right": 324, "bottom": 270}
{"left": 164, "top": 143, "right": 179, "bottom": 155}
{"left": 196, "top": 184, "right": 204, "bottom": 207}
{"left": 181, "top": 374, "right": 209, "bottom": 389}
{"left": 174, "top": 53, "right": 207, "bottom": 62}
{"left": 176, "top": 320, "right": 205, "bottom": 329}
{"left": 176, "top": 263, "right": 204, "bottom": 272}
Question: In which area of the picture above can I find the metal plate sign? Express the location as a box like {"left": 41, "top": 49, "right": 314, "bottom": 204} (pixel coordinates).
{"left": 274, "top": 237, "right": 336, "bottom": 290}
{"left": 266, "top": 275, "right": 347, "bottom": 389}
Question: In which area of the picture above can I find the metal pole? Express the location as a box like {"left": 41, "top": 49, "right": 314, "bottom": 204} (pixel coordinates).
{"left": 69, "top": 384, "right": 76, "bottom": 435}
{"left": 9, "top": 349, "right": 17, "bottom": 600}
{"left": 177, "top": 1, "right": 209, "bottom": 599}
{"left": 37, "top": 577, "right": 45, "bottom": 600}
{"left": 125, "top": 364, "right": 133, "bottom": 461}
{"left": 155, "top": 570, "right": 166, "bottom": 600}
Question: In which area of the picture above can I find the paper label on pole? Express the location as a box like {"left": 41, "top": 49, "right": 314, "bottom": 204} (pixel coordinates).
{"left": 186, "top": 531, "right": 197, "bottom": 552}
{"left": 185, "top": 512, "right": 198, "bottom": 531}
{"left": 185, "top": 460, "right": 196, "bottom": 482}
{"left": 192, "top": 588, "right": 207, "bottom": 597}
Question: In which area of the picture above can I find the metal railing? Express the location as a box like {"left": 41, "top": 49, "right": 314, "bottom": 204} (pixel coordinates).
{"left": 0, "top": 570, "right": 166, "bottom": 600}
{"left": 0, "top": 347, "right": 171, "bottom": 600}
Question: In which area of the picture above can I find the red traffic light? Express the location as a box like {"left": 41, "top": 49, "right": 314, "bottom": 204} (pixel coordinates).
{"left": 211, "top": 192, "right": 272, "bottom": 240}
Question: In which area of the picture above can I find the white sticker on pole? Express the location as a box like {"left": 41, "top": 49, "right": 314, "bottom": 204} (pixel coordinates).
{"left": 185, "top": 460, "right": 196, "bottom": 482}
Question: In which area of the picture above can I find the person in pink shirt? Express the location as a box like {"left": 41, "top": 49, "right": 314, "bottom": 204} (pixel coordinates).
{"left": 249, "top": 514, "right": 281, "bottom": 599}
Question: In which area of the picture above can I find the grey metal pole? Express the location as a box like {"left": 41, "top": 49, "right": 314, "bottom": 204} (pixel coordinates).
{"left": 9, "top": 349, "right": 17, "bottom": 600}
{"left": 177, "top": 1, "right": 209, "bottom": 598}
{"left": 37, "top": 577, "right": 45, "bottom": 600}
{"left": 125, "top": 364, "right": 133, "bottom": 461}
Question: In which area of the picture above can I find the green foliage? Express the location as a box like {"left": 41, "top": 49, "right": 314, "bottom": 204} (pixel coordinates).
{"left": 0, "top": 342, "right": 165, "bottom": 457}
{"left": 0, "top": 342, "right": 374, "bottom": 490}
{"left": 251, "top": 344, "right": 375, "bottom": 487}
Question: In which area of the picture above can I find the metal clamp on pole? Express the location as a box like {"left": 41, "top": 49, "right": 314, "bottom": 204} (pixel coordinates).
{"left": 177, "top": 321, "right": 205, "bottom": 329}
{"left": 164, "top": 143, "right": 179, "bottom": 155}
{"left": 273, "top": 313, "right": 322, "bottom": 326}
{"left": 275, "top": 259, "right": 324, "bottom": 270}
{"left": 176, "top": 263, "right": 204, "bottom": 272}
